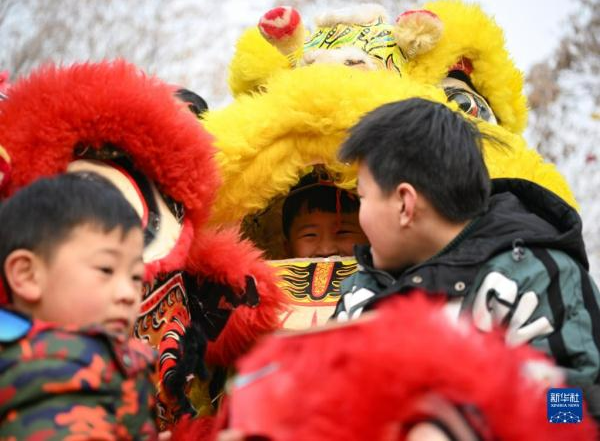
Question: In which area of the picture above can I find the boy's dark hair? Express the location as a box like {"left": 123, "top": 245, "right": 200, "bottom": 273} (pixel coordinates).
{"left": 282, "top": 185, "right": 360, "bottom": 239}
{"left": 175, "top": 88, "right": 208, "bottom": 118}
{"left": 0, "top": 173, "right": 142, "bottom": 294}
{"left": 339, "top": 98, "right": 491, "bottom": 222}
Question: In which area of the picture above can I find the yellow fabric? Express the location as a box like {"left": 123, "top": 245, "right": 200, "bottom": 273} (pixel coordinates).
{"left": 204, "top": 65, "right": 447, "bottom": 226}
{"left": 478, "top": 122, "right": 579, "bottom": 210}
{"left": 205, "top": 63, "right": 577, "bottom": 227}
{"left": 403, "top": 0, "right": 528, "bottom": 134}
{"left": 303, "top": 17, "right": 406, "bottom": 74}
{"left": 228, "top": 1, "right": 528, "bottom": 135}
{"left": 209, "top": 0, "right": 577, "bottom": 240}
{"left": 228, "top": 28, "right": 290, "bottom": 97}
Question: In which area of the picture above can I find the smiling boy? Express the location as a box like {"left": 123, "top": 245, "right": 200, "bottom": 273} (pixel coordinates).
{"left": 282, "top": 169, "right": 368, "bottom": 258}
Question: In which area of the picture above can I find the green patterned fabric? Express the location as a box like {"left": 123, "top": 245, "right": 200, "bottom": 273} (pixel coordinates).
{"left": 0, "top": 315, "right": 159, "bottom": 440}
{"left": 462, "top": 248, "right": 600, "bottom": 386}
{"left": 304, "top": 16, "right": 406, "bottom": 73}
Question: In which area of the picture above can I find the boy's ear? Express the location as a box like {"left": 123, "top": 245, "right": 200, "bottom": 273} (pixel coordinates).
{"left": 395, "top": 183, "right": 417, "bottom": 227}
{"left": 4, "top": 250, "right": 43, "bottom": 304}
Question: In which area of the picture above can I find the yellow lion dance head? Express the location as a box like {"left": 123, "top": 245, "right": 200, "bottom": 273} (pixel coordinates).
{"left": 203, "top": 0, "right": 576, "bottom": 259}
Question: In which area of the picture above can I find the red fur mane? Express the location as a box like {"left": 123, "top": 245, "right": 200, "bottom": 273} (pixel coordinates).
{"left": 225, "top": 294, "right": 596, "bottom": 440}
{"left": 0, "top": 60, "right": 218, "bottom": 222}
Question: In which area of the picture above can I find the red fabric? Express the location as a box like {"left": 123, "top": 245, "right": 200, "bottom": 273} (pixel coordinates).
{"left": 170, "top": 414, "right": 215, "bottom": 441}
{"left": 186, "top": 227, "right": 286, "bottom": 367}
{"left": 0, "top": 60, "right": 286, "bottom": 385}
{"left": 0, "top": 152, "right": 10, "bottom": 193}
{"left": 259, "top": 7, "right": 300, "bottom": 39}
{"left": 0, "top": 70, "right": 10, "bottom": 95}
{"left": 224, "top": 293, "right": 597, "bottom": 440}
{"left": 0, "top": 283, "right": 7, "bottom": 305}
{"left": 449, "top": 56, "right": 474, "bottom": 76}
{"left": 0, "top": 60, "right": 218, "bottom": 231}
{"left": 0, "top": 60, "right": 219, "bottom": 291}
{"left": 396, "top": 9, "right": 439, "bottom": 22}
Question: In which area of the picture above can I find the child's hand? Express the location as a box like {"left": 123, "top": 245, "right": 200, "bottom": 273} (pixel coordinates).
{"left": 158, "top": 430, "right": 172, "bottom": 441}
{"left": 216, "top": 429, "right": 244, "bottom": 441}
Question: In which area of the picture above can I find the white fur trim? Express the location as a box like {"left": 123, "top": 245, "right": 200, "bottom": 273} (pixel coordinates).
{"left": 315, "top": 3, "right": 388, "bottom": 27}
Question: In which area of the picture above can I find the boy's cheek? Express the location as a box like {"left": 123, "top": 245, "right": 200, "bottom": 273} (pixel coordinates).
{"left": 290, "top": 239, "right": 315, "bottom": 258}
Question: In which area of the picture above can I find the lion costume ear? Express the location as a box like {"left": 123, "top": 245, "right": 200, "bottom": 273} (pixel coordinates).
{"left": 258, "top": 6, "right": 305, "bottom": 60}
{"left": 393, "top": 10, "right": 443, "bottom": 59}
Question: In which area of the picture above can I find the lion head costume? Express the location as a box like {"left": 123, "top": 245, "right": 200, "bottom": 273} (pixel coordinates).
{"left": 200, "top": 0, "right": 577, "bottom": 329}
{"left": 0, "top": 60, "right": 285, "bottom": 429}
{"left": 220, "top": 293, "right": 596, "bottom": 440}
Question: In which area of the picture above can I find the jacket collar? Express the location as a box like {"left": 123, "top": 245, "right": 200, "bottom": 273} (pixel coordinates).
{"left": 354, "top": 178, "right": 587, "bottom": 295}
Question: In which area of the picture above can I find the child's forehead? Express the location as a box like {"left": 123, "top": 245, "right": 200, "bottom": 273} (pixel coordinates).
{"left": 50, "top": 223, "right": 143, "bottom": 256}
{"left": 68, "top": 222, "right": 142, "bottom": 240}
{"left": 294, "top": 207, "right": 358, "bottom": 224}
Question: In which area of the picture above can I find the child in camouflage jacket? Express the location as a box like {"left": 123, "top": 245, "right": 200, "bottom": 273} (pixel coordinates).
{"left": 0, "top": 174, "right": 162, "bottom": 440}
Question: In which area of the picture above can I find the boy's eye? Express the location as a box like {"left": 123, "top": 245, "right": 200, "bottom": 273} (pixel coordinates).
{"left": 132, "top": 274, "right": 144, "bottom": 284}
{"left": 337, "top": 229, "right": 362, "bottom": 237}
{"left": 300, "top": 233, "right": 318, "bottom": 239}
{"left": 97, "top": 267, "right": 114, "bottom": 275}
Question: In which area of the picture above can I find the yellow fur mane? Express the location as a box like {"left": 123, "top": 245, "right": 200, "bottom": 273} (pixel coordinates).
{"left": 206, "top": 0, "right": 577, "bottom": 246}
{"left": 404, "top": 1, "right": 528, "bottom": 134}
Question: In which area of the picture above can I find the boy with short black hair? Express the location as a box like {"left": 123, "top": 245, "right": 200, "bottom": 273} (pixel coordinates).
{"left": 0, "top": 173, "right": 162, "bottom": 439}
{"left": 282, "top": 168, "right": 368, "bottom": 258}
{"left": 334, "top": 97, "right": 600, "bottom": 417}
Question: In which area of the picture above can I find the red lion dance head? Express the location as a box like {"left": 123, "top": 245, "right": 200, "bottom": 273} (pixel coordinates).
{"left": 0, "top": 60, "right": 285, "bottom": 430}
{"left": 218, "top": 294, "right": 597, "bottom": 440}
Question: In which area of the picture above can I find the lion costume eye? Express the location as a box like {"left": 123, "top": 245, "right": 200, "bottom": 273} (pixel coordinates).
{"left": 344, "top": 59, "right": 366, "bottom": 66}
{"left": 445, "top": 87, "right": 497, "bottom": 124}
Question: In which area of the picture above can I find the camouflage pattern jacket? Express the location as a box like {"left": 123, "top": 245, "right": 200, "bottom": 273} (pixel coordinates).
{"left": 0, "top": 310, "right": 159, "bottom": 440}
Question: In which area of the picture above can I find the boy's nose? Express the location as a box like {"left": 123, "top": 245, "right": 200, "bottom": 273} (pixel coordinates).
{"left": 115, "top": 279, "right": 139, "bottom": 305}
{"left": 315, "top": 238, "right": 339, "bottom": 257}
